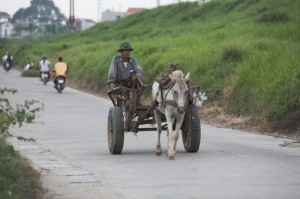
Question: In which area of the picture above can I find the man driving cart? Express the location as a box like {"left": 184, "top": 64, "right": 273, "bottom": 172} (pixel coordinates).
{"left": 107, "top": 42, "right": 145, "bottom": 105}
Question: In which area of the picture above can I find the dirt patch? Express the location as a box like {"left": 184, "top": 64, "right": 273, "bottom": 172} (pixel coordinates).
{"left": 200, "top": 102, "right": 300, "bottom": 140}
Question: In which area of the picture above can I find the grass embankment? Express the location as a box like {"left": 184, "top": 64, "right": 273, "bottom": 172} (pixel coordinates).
{"left": 0, "top": 139, "right": 45, "bottom": 199}
{"left": 1, "top": 0, "right": 299, "bottom": 134}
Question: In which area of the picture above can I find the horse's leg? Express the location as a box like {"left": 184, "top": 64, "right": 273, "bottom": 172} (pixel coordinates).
{"left": 154, "top": 111, "right": 162, "bottom": 156}
{"left": 173, "top": 115, "right": 184, "bottom": 155}
{"left": 166, "top": 111, "right": 175, "bottom": 159}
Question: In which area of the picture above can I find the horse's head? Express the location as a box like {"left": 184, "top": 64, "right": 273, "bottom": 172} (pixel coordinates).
{"left": 169, "top": 71, "right": 190, "bottom": 114}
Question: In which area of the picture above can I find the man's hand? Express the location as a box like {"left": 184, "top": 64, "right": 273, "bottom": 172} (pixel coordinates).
{"left": 136, "top": 75, "right": 144, "bottom": 90}
{"left": 136, "top": 75, "right": 143, "bottom": 83}
{"left": 108, "top": 82, "right": 115, "bottom": 91}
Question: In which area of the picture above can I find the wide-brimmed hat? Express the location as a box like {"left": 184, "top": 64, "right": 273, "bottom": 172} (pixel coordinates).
{"left": 118, "top": 42, "right": 134, "bottom": 52}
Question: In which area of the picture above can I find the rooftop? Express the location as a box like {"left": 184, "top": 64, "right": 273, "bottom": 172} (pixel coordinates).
{"left": 0, "top": 11, "right": 10, "bottom": 18}
{"left": 126, "top": 8, "right": 145, "bottom": 14}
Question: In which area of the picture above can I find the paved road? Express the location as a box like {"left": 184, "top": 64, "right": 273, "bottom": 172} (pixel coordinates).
{"left": 1, "top": 69, "right": 300, "bottom": 199}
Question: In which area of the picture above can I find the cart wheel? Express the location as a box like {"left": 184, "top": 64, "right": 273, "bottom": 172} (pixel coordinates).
{"left": 181, "top": 106, "right": 201, "bottom": 152}
{"left": 107, "top": 107, "right": 124, "bottom": 154}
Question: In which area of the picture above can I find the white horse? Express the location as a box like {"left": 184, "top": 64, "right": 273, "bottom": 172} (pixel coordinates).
{"left": 152, "top": 70, "right": 190, "bottom": 159}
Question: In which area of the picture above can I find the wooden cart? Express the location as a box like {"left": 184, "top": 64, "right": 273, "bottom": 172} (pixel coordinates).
{"left": 107, "top": 81, "right": 202, "bottom": 154}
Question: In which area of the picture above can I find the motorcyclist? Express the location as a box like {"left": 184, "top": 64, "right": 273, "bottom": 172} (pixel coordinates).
{"left": 38, "top": 55, "right": 51, "bottom": 80}
{"left": 53, "top": 56, "right": 67, "bottom": 88}
{"left": 2, "top": 51, "right": 13, "bottom": 69}
{"left": 107, "top": 42, "right": 145, "bottom": 105}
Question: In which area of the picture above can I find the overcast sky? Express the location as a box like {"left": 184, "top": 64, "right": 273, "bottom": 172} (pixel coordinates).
{"left": 0, "top": 0, "right": 198, "bottom": 22}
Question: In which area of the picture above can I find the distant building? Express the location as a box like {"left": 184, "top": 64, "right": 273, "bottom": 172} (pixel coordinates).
{"left": 102, "top": 10, "right": 125, "bottom": 22}
{"left": 101, "top": 8, "right": 145, "bottom": 22}
{"left": 198, "top": 0, "right": 211, "bottom": 5}
{"left": 0, "top": 11, "right": 10, "bottom": 22}
{"left": 0, "top": 22, "right": 14, "bottom": 38}
{"left": 79, "top": 19, "right": 96, "bottom": 31}
{"left": 73, "top": 18, "right": 96, "bottom": 31}
{"left": 0, "top": 11, "right": 14, "bottom": 38}
{"left": 126, "top": 8, "right": 145, "bottom": 16}
{"left": 60, "top": 18, "right": 96, "bottom": 31}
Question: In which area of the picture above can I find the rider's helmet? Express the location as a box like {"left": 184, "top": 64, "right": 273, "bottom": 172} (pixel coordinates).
{"left": 118, "top": 42, "right": 134, "bottom": 52}
{"left": 42, "top": 55, "right": 46, "bottom": 59}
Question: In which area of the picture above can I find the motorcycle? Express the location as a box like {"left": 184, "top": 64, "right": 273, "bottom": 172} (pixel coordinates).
{"left": 55, "top": 75, "right": 65, "bottom": 93}
{"left": 3, "top": 61, "right": 11, "bottom": 72}
{"left": 24, "top": 61, "right": 34, "bottom": 71}
{"left": 41, "top": 72, "right": 49, "bottom": 85}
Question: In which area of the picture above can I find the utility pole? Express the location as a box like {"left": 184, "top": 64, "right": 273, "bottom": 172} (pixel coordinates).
{"left": 157, "top": 0, "right": 160, "bottom": 7}
{"left": 69, "top": 0, "right": 75, "bottom": 31}
{"left": 98, "top": 0, "right": 103, "bottom": 22}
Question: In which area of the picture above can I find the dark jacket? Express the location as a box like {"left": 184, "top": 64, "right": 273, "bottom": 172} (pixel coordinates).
{"left": 107, "top": 55, "right": 143, "bottom": 84}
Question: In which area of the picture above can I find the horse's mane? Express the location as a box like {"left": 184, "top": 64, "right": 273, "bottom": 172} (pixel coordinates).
{"left": 172, "top": 70, "right": 187, "bottom": 90}
{"left": 155, "top": 68, "right": 186, "bottom": 89}
{"left": 172, "top": 70, "right": 184, "bottom": 80}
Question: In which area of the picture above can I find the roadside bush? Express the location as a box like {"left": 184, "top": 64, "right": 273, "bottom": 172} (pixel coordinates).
{"left": 222, "top": 45, "right": 246, "bottom": 63}
{"left": 0, "top": 88, "right": 44, "bottom": 138}
{"left": 0, "top": 139, "right": 45, "bottom": 199}
{"left": 21, "top": 70, "right": 40, "bottom": 77}
{"left": 0, "top": 88, "right": 45, "bottom": 198}
{"left": 258, "top": 12, "right": 289, "bottom": 23}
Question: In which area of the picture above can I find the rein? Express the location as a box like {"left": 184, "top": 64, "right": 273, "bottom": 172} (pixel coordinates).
{"left": 157, "top": 81, "right": 183, "bottom": 108}
{"left": 136, "top": 78, "right": 154, "bottom": 87}
{"left": 162, "top": 100, "right": 177, "bottom": 107}
{"left": 162, "top": 82, "right": 177, "bottom": 107}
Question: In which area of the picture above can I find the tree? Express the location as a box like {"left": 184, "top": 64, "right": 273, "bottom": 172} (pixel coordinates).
{"left": 0, "top": 88, "right": 44, "bottom": 140}
{"left": 12, "top": 0, "right": 66, "bottom": 34}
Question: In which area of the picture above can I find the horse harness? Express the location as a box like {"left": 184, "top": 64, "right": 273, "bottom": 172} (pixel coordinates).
{"left": 155, "top": 80, "right": 187, "bottom": 109}
{"left": 153, "top": 65, "right": 188, "bottom": 111}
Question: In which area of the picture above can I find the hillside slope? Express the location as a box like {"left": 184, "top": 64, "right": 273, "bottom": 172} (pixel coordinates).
{"left": 1, "top": 0, "right": 299, "bottom": 134}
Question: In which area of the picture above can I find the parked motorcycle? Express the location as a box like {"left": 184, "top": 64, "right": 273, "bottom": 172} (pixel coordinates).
{"left": 41, "top": 72, "right": 49, "bottom": 85}
{"left": 55, "top": 75, "right": 65, "bottom": 93}
{"left": 24, "top": 61, "right": 34, "bottom": 71}
{"left": 3, "top": 61, "right": 11, "bottom": 72}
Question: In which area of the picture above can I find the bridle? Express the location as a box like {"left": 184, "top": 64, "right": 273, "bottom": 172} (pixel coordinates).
{"left": 158, "top": 80, "right": 188, "bottom": 110}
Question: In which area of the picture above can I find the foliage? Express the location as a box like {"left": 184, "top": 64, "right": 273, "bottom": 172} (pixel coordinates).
{"left": 0, "top": 88, "right": 45, "bottom": 198}
{"left": 0, "top": 139, "right": 45, "bottom": 199}
{"left": 225, "top": 43, "right": 300, "bottom": 132}
{"left": 1, "top": 0, "right": 299, "bottom": 133}
{"left": 258, "top": 12, "right": 290, "bottom": 23}
{"left": 0, "top": 88, "right": 44, "bottom": 139}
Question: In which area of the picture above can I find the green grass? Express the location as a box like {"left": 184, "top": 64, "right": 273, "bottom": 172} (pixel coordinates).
{"left": 227, "top": 41, "right": 300, "bottom": 132}
{"left": 1, "top": 0, "right": 299, "bottom": 133}
{"left": 0, "top": 139, "right": 45, "bottom": 199}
